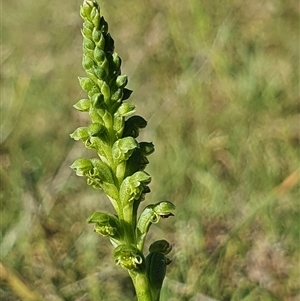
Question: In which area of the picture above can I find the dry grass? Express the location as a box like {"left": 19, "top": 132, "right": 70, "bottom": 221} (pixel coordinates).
{"left": 1, "top": 0, "right": 299, "bottom": 300}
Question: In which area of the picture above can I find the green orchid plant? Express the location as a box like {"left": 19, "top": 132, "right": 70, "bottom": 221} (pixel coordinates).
{"left": 70, "top": 1, "right": 175, "bottom": 300}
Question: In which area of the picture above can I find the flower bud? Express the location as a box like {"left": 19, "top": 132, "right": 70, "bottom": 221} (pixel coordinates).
{"left": 116, "top": 103, "right": 136, "bottom": 117}
{"left": 83, "top": 37, "right": 95, "bottom": 50}
{"left": 87, "top": 85, "right": 101, "bottom": 98}
{"left": 82, "top": 26, "right": 92, "bottom": 39}
{"left": 88, "top": 123, "right": 105, "bottom": 137}
{"left": 91, "top": 93, "right": 104, "bottom": 109}
{"left": 92, "top": 28, "right": 101, "bottom": 43}
{"left": 116, "top": 75, "right": 128, "bottom": 88}
{"left": 113, "top": 115, "right": 124, "bottom": 138}
{"left": 83, "top": 47, "right": 94, "bottom": 60}
{"left": 80, "top": 0, "right": 93, "bottom": 18}
{"left": 111, "top": 88, "right": 123, "bottom": 102}
{"left": 94, "top": 46, "right": 105, "bottom": 63}
{"left": 78, "top": 76, "right": 95, "bottom": 92}
{"left": 112, "top": 52, "right": 121, "bottom": 70}
{"left": 92, "top": 66, "right": 107, "bottom": 80}
{"left": 96, "top": 33, "right": 106, "bottom": 50}
{"left": 100, "top": 81, "right": 110, "bottom": 102}
{"left": 70, "top": 127, "right": 89, "bottom": 141}
{"left": 73, "top": 99, "right": 91, "bottom": 112}
{"left": 83, "top": 20, "right": 94, "bottom": 31}
{"left": 82, "top": 54, "right": 94, "bottom": 70}
{"left": 92, "top": 9, "right": 100, "bottom": 28}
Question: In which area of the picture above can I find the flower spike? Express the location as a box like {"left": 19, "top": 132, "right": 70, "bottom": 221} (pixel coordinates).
{"left": 70, "top": 1, "right": 175, "bottom": 300}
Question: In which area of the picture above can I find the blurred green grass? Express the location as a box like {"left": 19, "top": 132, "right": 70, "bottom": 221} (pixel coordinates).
{"left": 1, "top": 0, "right": 299, "bottom": 300}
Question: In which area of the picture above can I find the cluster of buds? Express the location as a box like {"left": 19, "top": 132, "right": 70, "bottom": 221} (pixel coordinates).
{"left": 70, "top": 1, "right": 175, "bottom": 300}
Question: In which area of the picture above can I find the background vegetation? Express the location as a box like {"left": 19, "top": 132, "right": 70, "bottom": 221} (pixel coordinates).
{"left": 1, "top": 0, "right": 299, "bottom": 300}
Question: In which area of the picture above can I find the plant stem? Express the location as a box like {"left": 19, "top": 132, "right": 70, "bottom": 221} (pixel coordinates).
{"left": 129, "top": 270, "right": 153, "bottom": 301}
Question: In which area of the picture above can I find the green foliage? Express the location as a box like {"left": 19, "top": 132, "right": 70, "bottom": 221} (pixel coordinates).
{"left": 1, "top": 0, "right": 299, "bottom": 300}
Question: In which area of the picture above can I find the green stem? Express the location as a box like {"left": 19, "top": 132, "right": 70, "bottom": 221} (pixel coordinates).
{"left": 128, "top": 270, "right": 153, "bottom": 301}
